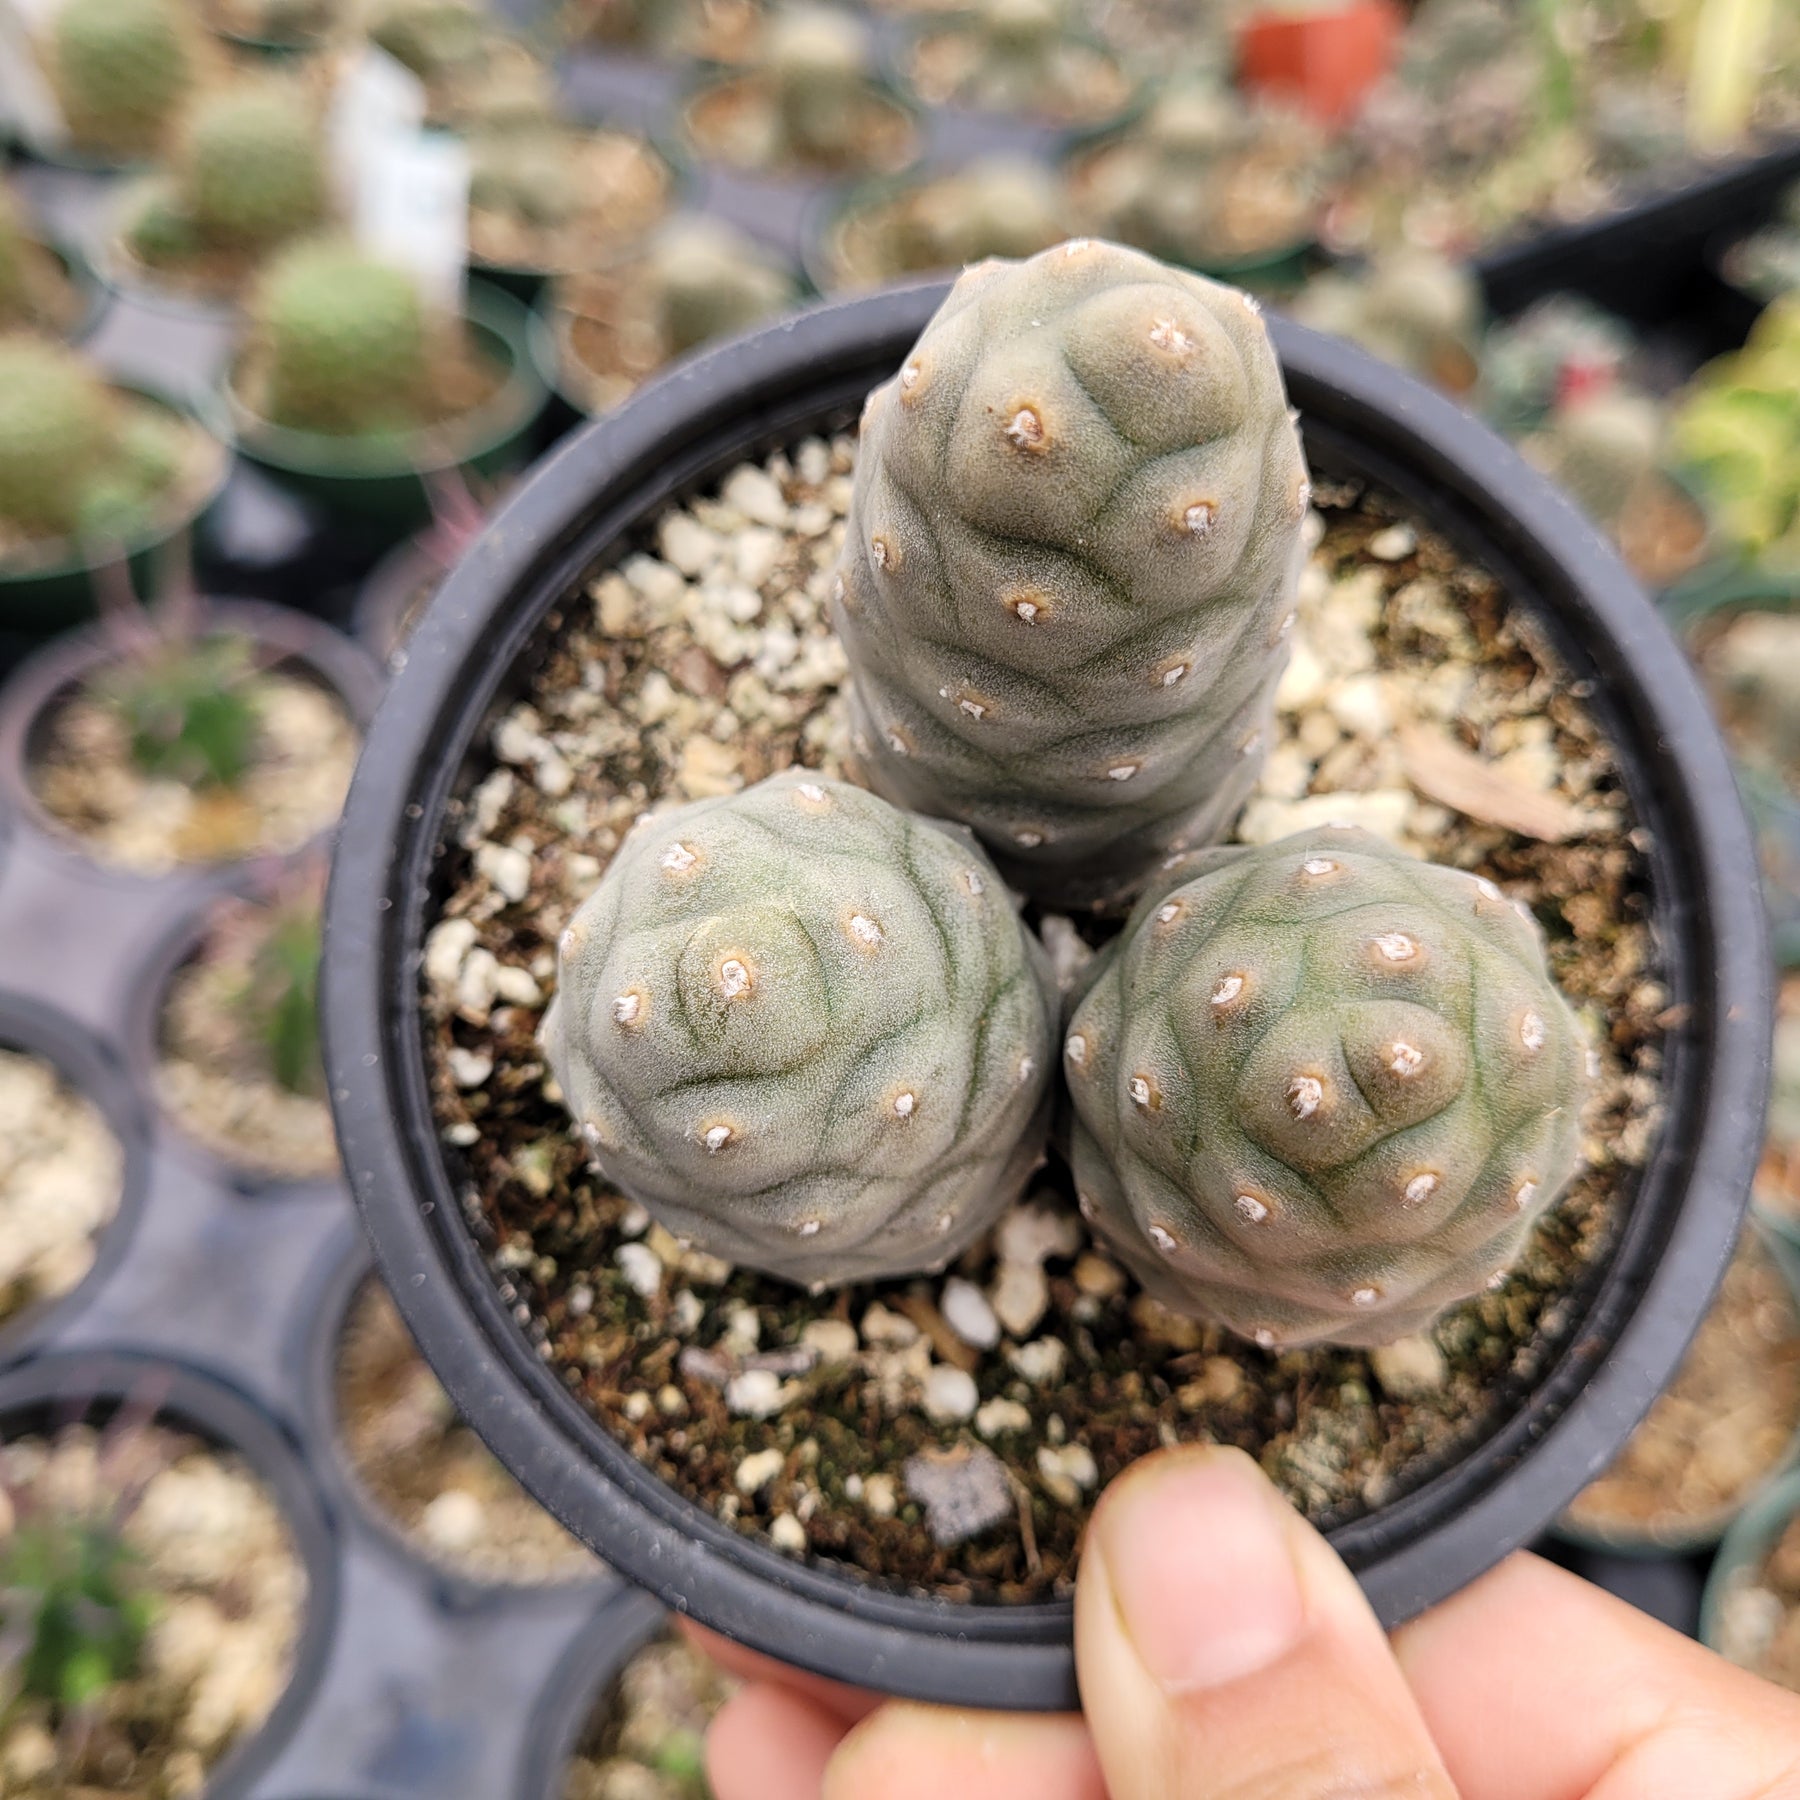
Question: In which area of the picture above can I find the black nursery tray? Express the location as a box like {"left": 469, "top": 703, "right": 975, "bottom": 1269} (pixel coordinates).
{"left": 0, "top": 611, "right": 668, "bottom": 1800}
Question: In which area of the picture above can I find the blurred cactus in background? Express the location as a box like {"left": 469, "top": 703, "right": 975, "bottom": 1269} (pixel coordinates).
{"left": 46, "top": 0, "right": 196, "bottom": 160}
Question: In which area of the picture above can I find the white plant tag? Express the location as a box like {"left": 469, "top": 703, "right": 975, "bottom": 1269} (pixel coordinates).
{"left": 0, "top": 0, "right": 68, "bottom": 151}
{"left": 327, "top": 44, "right": 427, "bottom": 211}
{"left": 354, "top": 129, "right": 471, "bottom": 313}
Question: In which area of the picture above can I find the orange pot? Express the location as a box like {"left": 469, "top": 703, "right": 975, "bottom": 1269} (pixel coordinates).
{"left": 1236, "top": 1, "right": 1403, "bottom": 127}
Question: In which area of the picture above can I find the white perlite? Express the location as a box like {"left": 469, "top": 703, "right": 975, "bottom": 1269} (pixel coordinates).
{"left": 922, "top": 1364, "right": 979, "bottom": 1423}
{"left": 940, "top": 1278, "right": 1001, "bottom": 1349}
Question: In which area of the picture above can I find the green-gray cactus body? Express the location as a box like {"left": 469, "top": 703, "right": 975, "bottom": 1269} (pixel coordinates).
{"left": 647, "top": 219, "right": 796, "bottom": 354}
{"left": 1065, "top": 826, "right": 1588, "bottom": 1349}
{"left": 542, "top": 771, "right": 1057, "bottom": 1287}
{"left": 50, "top": 0, "right": 195, "bottom": 159}
{"left": 765, "top": 6, "right": 871, "bottom": 160}
{"left": 252, "top": 243, "right": 428, "bottom": 435}
{"left": 1533, "top": 387, "right": 1661, "bottom": 531}
{"left": 182, "top": 86, "right": 328, "bottom": 249}
{"left": 0, "top": 338, "right": 114, "bottom": 540}
{"left": 830, "top": 239, "right": 1310, "bottom": 909}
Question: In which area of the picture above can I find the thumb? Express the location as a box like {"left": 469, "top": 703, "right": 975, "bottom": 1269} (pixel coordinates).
{"left": 1075, "top": 1444, "right": 1456, "bottom": 1800}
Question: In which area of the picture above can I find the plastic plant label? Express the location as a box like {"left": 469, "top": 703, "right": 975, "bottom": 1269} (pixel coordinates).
{"left": 0, "top": 0, "right": 68, "bottom": 151}
{"left": 354, "top": 129, "right": 471, "bottom": 314}
{"left": 328, "top": 44, "right": 428, "bottom": 212}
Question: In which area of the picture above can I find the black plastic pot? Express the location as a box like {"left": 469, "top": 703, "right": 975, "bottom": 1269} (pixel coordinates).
{"left": 0, "top": 1349, "right": 340, "bottom": 1800}
{"left": 323, "top": 280, "right": 1772, "bottom": 1710}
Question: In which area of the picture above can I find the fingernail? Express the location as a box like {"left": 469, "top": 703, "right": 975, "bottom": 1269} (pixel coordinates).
{"left": 1093, "top": 1446, "right": 1307, "bottom": 1695}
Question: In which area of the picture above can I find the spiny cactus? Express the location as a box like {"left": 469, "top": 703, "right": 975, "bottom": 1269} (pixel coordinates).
{"left": 0, "top": 338, "right": 115, "bottom": 540}
{"left": 765, "top": 5, "right": 873, "bottom": 161}
{"left": 251, "top": 242, "right": 429, "bottom": 435}
{"left": 647, "top": 219, "right": 796, "bottom": 354}
{"left": 367, "top": 0, "right": 491, "bottom": 80}
{"left": 912, "top": 0, "right": 1128, "bottom": 122}
{"left": 179, "top": 85, "right": 329, "bottom": 250}
{"left": 1530, "top": 385, "right": 1663, "bottom": 532}
{"left": 541, "top": 771, "right": 1057, "bottom": 1287}
{"left": 830, "top": 239, "right": 1310, "bottom": 908}
{"left": 96, "top": 633, "right": 264, "bottom": 789}
{"left": 1064, "top": 825, "right": 1588, "bottom": 1349}
{"left": 243, "top": 895, "right": 323, "bottom": 1095}
{"left": 1293, "top": 248, "right": 1483, "bottom": 391}
{"left": 49, "top": 0, "right": 196, "bottom": 160}
{"left": 469, "top": 129, "right": 584, "bottom": 233}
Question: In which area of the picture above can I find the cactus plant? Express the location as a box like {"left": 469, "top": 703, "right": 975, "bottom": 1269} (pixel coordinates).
{"left": 0, "top": 338, "right": 116, "bottom": 541}
{"left": 95, "top": 632, "right": 264, "bottom": 790}
{"left": 541, "top": 770, "right": 1057, "bottom": 1286}
{"left": 204, "top": 0, "right": 341, "bottom": 49}
{"left": 829, "top": 238, "right": 1310, "bottom": 908}
{"left": 180, "top": 86, "right": 329, "bottom": 249}
{"left": 823, "top": 156, "right": 1072, "bottom": 290}
{"left": 236, "top": 891, "right": 323, "bottom": 1095}
{"left": 1527, "top": 383, "right": 1664, "bottom": 532}
{"left": 367, "top": 0, "right": 491, "bottom": 80}
{"left": 1064, "top": 824, "right": 1588, "bottom": 1348}
{"left": 906, "top": 0, "right": 1133, "bottom": 124}
{"left": 1067, "top": 80, "right": 1324, "bottom": 275}
{"left": 250, "top": 242, "right": 430, "bottom": 435}
{"left": 765, "top": 5, "right": 877, "bottom": 161}
{"left": 47, "top": 0, "right": 196, "bottom": 160}
{"left": 1292, "top": 248, "right": 1483, "bottom": 392}
{"left": 649, "top": 219, "right": 797, "bottom": 354}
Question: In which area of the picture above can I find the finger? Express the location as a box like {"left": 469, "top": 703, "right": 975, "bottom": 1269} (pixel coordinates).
{"left": 1395, "top": 1551, "right": 1800, "bottom": 1800}
{"left": 707, "top": 1681, "right": 844, "bottom": 1800}
{"left": 676, "top": 1618, "right": 881, "bottom": 1722}
{"left": 1075, "top": 1443, "right": 1456, "bottom": 1800}
{"left": 823, "top": 1703, "right": 1106, "bottom": 1800}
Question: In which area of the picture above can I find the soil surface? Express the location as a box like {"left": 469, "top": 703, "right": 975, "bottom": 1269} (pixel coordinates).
{"left": 0, "top": 1048, "right": 123, "bottom": 1328}
{"left": 421, "top": 424, "right": 1663, "bottom": 1603}
{"left": 0, "top": 1421, "right": 305, "bottom": 1798}
{"left": 31, "top": 660, "right": 358, "bottom": 876}
{"left": 1712, "top": 1509, "right": 1800, "bottom": 1693}
{"left": 335, "top": 1277, "right": 600, "bottom": 1583}
{"left": 155, "top": 884, "right": 338, "bottom": 1182}
{"left": 469, "top": 130, "right": 676, "bottom": 277}
{"left": 1562, "top": 1226, "right": 1800, "bottom": 1546}
{"left": 561, "top": 1632, "right": 734, "bottom": 1800}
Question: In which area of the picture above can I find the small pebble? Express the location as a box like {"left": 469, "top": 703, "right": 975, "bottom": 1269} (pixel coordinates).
{"left": 670, "top": 1290, "right": 705, "bottom": 1334}
{"left": 769, "top": 1513, "right": 808, "bottom": 1553}
{"left": 1370, "top": 1335, "right": 1449, "bottom": 1400}
{"left": 474, "top": 842, "right": 532, "bottom": 904}
{"left": 447, "top": 1047, "right": 493, "bottom": 1089}
{"left": 862, "top": 1473, "right": 897, "bottom": 1518}
{"left": 615, "top": 1242, "right": 663, "bottom": 1298}
{"left": 1369, "top": 523, "right": 1417, "bottom": 561}
{"left": 922, "top": 1364, "right": 979, "bottom": 1423}
{"left": 420, "top": 1490, "right": 485, "bottom": 1551}
{"left": 423, "top": 916, "right": 477, "bottom": 989}
{"left": 940, "top": 1278, "right": 1001, "bottom": 1350}
{"left": 904, "top": 1444, "right": 1013, "bottom": 1548}
{"left": 618, "top": 1201, "right": 651, "bottom": 1237}
{"left": 1073, "top": 1253, "right": 1126, "bottom": 1299}
{"left": 975, "top": 1398, "right": 1031, "bottom": 1438}
{"left": 659, "top": 513, "right": 716, "bottom": 576}
{"left": 722, "top": 465, "right": 789, "bottom": 527}
{"left": 725, "top": 1368, "right": 790, "bottom": 1418}
{"left": 735, "top": 1448, "right": 785, "bottom": 1495}
{"left": 1008, "top": 1337, "right": 1067, "bottom": 1386}
{"left": 860, "top": 1302, "right": 920, "bottom": 1347}
{"left": 990, "top": 1261, "right": 1049, "bottom": 1339}
{"left": 996, "top": 1200, "right": 1083, "bottom": 1267}
{"left": 800, "top": 1318, "right": 859, "bottom": 1363}
{"left": 1037, "top": 1443, "right": 1099, "bottom": 1506}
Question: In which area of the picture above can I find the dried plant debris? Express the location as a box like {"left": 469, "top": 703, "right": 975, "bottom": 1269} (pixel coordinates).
{"left": 422, "top": 440, "right": 1662, "bottom": 1602}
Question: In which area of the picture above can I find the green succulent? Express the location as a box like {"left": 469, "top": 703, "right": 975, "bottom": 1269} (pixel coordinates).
{"left": 469, "top": 129, "right": 585, "bottom": 231}
{"left": 542, "top": 771, "right": 1057, "bottom": 1287}
{"left": 251, "top": 241, "right": 430, "bottom": 436}
{"left": 1475, "top": 293, "right": 1636, "bottom": 438}
{"left": 243, "top": 898, "right": 323, "bottom": 1095}
{"left": 49, "top": 0, "right": 195, "bottom": 159}
{"left": 0, "top": 1515, "right": 152, "bottom": 1717}
{"left": 1065, "top": 825, "right": 1589, "bottom": 1348}
{"left": 1294, "top": 249, "right": 1484, "bottom": 390}
{"left": 830, "top": 239, "right": 1310, "bottom": 908}
{"left": 0, "top": 337, "right": 115, "bottom": 541}
{"left": 1528, "top": 385, "right": 1663, "bottom": 532}
{"left": 181, "top": 84, "right": 329, "bottom": 249}
{"left": 646, "top": 219, "right": 797, "bottom": 355}
{"left": 95, "top": 633, "right": 263, "bottom": 790}
{"left": 367, "top": 0, "right": 491, "bottom": 78}
{"left": 765, "top": 5, "right": 873, "bottom": 161}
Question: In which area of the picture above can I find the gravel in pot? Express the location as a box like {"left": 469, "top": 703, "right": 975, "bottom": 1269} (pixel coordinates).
{"left": 334, "top": 1273, "right": 599, "bottom": 1584}
{"left": 325, "top": 269, "right": 1769, "bottom": 1706}
{"left": 149, "top": 866, "right": 339, "bottom": 1182}
{"left": 5, "top": 599, "right": 374, "bottom": 879}
{"left": 0, "top": 1355, "right": 329, "bottom": 1798}
{"left": 1705, "top": 1464, "right": 1800, "bottom": 1694}
{"left": 1559, "top": 1221, "right": 1800, "bottom": 1552}
{"left": 559, "top": 1631, "right": 733, "bottom": 1800}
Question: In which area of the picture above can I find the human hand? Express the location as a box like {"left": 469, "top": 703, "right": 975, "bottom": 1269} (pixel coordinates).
{"left": 691, "top": 1443, "right": 1800, "bottom": 1799}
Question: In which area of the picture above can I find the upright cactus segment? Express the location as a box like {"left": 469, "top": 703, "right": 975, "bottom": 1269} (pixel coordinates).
{"left": 647, "top": 219, "right": 796, "bottom": 354}
{"left": 180, "top": 86, "right": 329, "bottom": 250}
{"left": 1065, "top": 826, "right": 1588, "bottom": 1349}
{"left": 765, "top": 5, "right": 873, "bottom": 161}
{"left": 251, "top": 243, "right": 429, "bottom": 435}
{"left": 1293, "top": 248, "right": 1482, "bottom": 391}
{"left": 542, "top": 772, "right": 1057, "bottom": 1287}
{"left": 830, "top": 239, "right": 1310, "bottom": 907}
{"left": 1530, "top": 386, "right": 1663, "bottom": 531}
{"left": 49, "top": 0, "right": 195, "bottom": 159}
{"left": 0, "top": 338, "right": 115, "bottom": 540}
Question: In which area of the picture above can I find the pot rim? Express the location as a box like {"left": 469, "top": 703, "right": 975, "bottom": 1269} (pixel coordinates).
{"left": 0, "top": 596, "right": 383, "bottom": 889}
{"left": 0, "top": 1348, "right": 341, "bottom": 1799}
{"left": 323, "top": 279, "right": 1771, "bottom": 1709}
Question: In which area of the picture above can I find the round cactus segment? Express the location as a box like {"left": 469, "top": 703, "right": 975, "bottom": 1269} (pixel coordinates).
{"left": 1065, "top": 826, "right": 1589, "bottom": 1349}
{"left": 0, "top": 337, "right": 116, "bottom": 539}
{"left": 182, "top": 85, "right": 328, "bottom": 249}
{"left": 251, "top": 242, "right": 429, "bottom": 435}
{"left": 50, "top": 0, "right": 195, "bottom": 158}
{"left": 542, "top": 771, "right": 1058, "bottom": 1287}
{"left": 766, "top": 5, "right": 873, "bottom": 160}
{"left": 646, "top": 220, "right": 797, "bottom": 355}
{"left": 830, "top": 239, "right": 1309, "bottom": 908}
